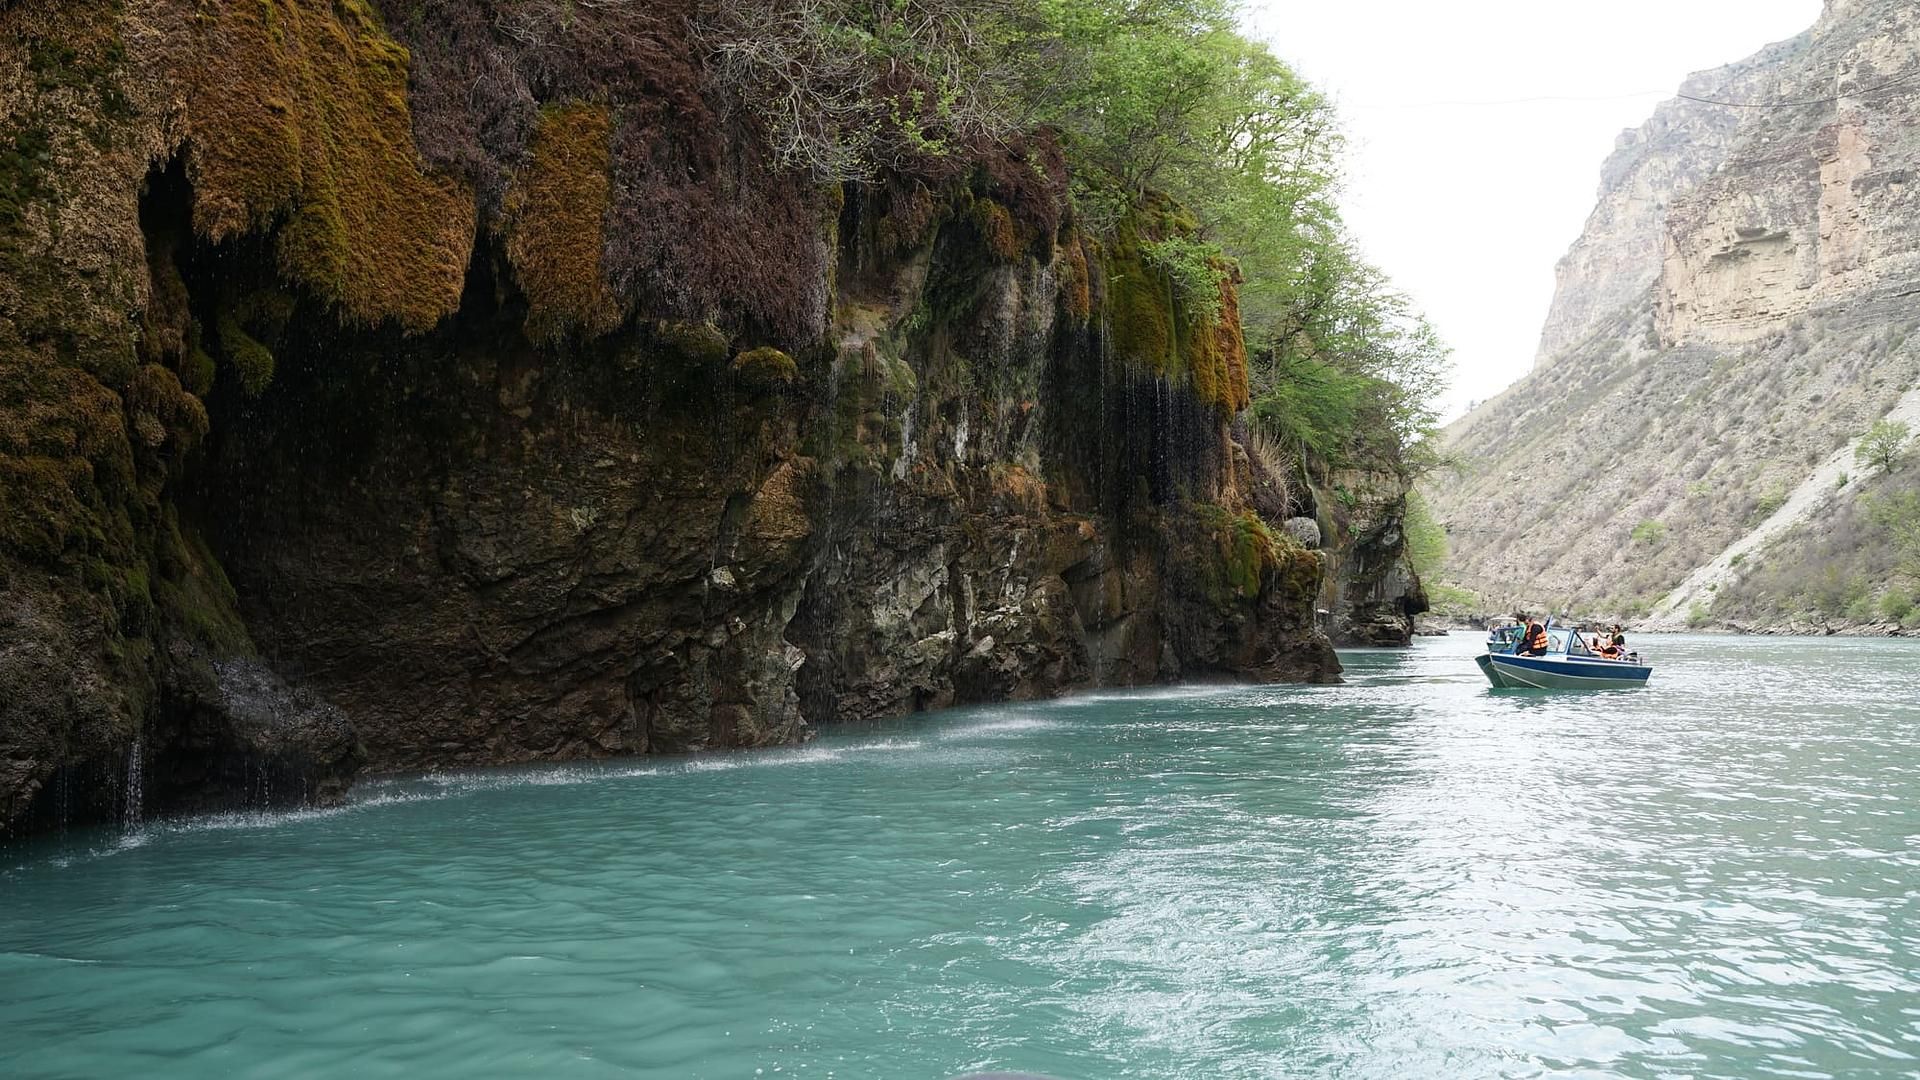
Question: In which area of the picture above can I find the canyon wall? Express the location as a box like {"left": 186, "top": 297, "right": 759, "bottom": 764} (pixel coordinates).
{"left": 0, "top": 0, "right": 1344, "bottom": 832}
{"left": 1434, "top": 0, "right": 1920, "bottom": 625}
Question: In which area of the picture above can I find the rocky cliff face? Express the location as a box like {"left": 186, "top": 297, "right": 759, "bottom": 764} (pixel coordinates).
{"left": 0, "top": 0, "right": 1339, "bottom": 833}
{"left": 1315, "top": 469, "right": 1429, "bottom": 647}
{"left": 1434, "top": 0, "right": 1920, "bottom": 624}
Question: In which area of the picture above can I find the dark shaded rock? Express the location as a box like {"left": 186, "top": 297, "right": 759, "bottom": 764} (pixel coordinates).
{"left": 147, "top": 656, "right": 362, "bottom": 814}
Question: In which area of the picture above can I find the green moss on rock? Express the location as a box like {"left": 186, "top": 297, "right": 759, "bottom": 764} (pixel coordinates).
{"left": 654, "top": 320, "right": 732, "bottom": 367}
{"left": 1194, "top": 504, "right": 1304, "bottom": 604}
{"left": 1104, "top": 215, "right": 1175, "bottom": 376}
{"left": 1061, "top": 231, "right": 1092, "bottom": 324}
{"left": 1101, "top": 199, "right": 1247, "bottom": 413}
{"left": 180, "top": 323, "right": 217, "bottom": 398}
{"left": 732, "top": 346, "right": 799, "bottom": 386}
{"left": 215, "top": 311, "right": 275, "bottom": 397}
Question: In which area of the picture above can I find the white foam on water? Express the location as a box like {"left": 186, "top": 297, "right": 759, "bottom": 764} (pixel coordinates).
{"left": 518, "top": 765, "right": 663, "bottom": 787}
{"left": 111, "top": 830, "right": 150, "bottom": 851}
{"left": 754, "top": 747, "right": 849, "bottom": 768}
{"left": 677, "top": 746, "right": 849, "bottom": 773}
{"left": 840, "top": 739, "right": 924, "bottom": 753}
{"left": 939, "top": 715, "right": 1059, "bottom": 739}
{"left": 1048, "top": 684, "right": 1245, "bottom": 707}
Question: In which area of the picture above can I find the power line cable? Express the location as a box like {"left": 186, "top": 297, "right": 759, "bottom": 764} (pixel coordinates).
{"left": 1347, "top": 68, "right": 1920, "bottom": 112}
{"left": 1676, "top": 68, "right": 1920, "bottom": 108}
{"left": 1347, "top": 90, "right": 1670, "bottom": 110}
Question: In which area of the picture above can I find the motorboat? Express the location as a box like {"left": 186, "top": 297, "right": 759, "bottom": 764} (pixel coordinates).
{"left": 1477, "top": 623, "right": 1652, "bottom": 690}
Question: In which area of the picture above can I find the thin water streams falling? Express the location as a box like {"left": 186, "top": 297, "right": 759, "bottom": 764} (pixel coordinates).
{"left": 120, "top": 735, "right": 143, "bottom": 834}
{"left": 4, "top": 634, "right": 1917, "bottom": 1079}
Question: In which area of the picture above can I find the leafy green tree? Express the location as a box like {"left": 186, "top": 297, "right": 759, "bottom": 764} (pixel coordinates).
{"left": 701, "top": 0, "right": 1447, "bottom": 472}
{"left": 1403, "top": 490, "right": 1448, "bottom": 579}
{"left": 1005, "top": 0, "right": 1448, "bottom": 470}
{"left": 1854, "top": 419, "right": 1911, "bottom": 474}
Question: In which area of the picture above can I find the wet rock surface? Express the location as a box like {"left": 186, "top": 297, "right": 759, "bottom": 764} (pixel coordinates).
{"left": 0, "top": 0, "right": 1344, "bottom": 833}
{"left": 186, "top": 234, "right": 1341, "bottom": 779}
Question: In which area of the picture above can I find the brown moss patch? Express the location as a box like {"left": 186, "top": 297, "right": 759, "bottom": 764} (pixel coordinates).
{"left": 183, "top": 0, "right": 474, "bottom": 330}
{"left": 126, "top": 363, "right": 208, "bottom": 454}
{"left": 978, "top": 132, "right": 1068, "bottom": 246}
{"left": 502, "top": 102, "right": 621, "bottom": 342}
{"left": 989, "top": 463, "right": 1049, "bottom": 513}
{"left": 972, "top": 197, "right": 1022, "bottom": 263}
{"left": 744, "top": 459, "right": 814, "bottom": 547}
{"left": 139, "top": 239, "right": 191, "bottom": 367}
{"left": 875, "top": 181, "right": 942, "bottom": 255}
{"left": 1213, "top": 269, "right": 1250, "bottom": 413}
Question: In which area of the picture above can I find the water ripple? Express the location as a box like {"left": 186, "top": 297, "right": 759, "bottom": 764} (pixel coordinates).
{"left": 1, "top": 634, "right": 1916, "bottom": 1079}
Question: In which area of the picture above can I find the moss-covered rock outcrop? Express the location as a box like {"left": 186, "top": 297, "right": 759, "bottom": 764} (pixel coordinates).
{"left": 0, "top": 0, "right": 1338, "bottom": 833}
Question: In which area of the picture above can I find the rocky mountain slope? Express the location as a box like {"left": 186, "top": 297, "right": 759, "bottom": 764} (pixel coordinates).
{"left": 0, "top": 0, "right": 1423, "bottom": 834}
{"left": 1432, "top": 0, "right": 1920, "bottom": 629}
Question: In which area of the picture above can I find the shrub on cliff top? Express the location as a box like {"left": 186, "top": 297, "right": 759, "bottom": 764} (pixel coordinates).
{"left": 697, "top": 0, "right": 1028, "bottom": 182}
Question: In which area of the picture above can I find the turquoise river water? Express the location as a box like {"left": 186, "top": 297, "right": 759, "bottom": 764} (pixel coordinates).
{"left": 3, "top": 634, "right": 1918, "bottom": 1079}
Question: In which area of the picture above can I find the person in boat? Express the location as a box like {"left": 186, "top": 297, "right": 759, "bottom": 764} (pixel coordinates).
{"left": 1517, "top": 615, "right": 1550, "bottom": 656}
{"left": 1610, "top": 625, "right": 1629, "bottom": 658}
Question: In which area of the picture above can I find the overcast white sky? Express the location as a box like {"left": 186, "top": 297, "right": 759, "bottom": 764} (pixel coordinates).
{"left": 1240, "top": 0, "right": 1824, "bottom": 420}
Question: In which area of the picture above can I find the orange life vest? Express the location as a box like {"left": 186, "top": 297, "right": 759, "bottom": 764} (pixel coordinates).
{"left": 1525, "top": 624, "right": 1549, "bottom": 652}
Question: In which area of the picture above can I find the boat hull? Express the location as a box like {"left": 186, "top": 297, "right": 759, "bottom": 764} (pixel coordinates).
{"left": 1477, "top": 652, "right": 1651, "bottom": 690}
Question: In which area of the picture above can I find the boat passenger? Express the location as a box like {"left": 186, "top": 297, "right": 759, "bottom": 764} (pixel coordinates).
{"left": 1518, "top": 617, "right": 1550, "bottom": 657}
{"left": 1592, "top": 624, "right": 1627, "bottom": 660}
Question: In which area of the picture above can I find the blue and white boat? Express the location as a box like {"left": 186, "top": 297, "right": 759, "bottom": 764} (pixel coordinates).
{"left": 1477, "top": 624, "right": 1652, "bottom": 690}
